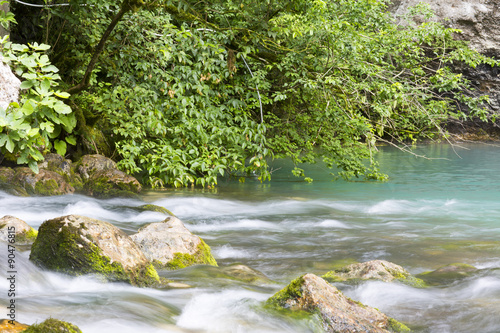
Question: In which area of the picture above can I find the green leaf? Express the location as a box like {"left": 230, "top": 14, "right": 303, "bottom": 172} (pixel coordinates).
{"left": 65, "top": 135, "right": 77, "bottom": 145}
{"left": 20, "top": 80, "right": 35, "bottom": 90}
{"left": 5, "top": 136, "right": 15, "bottom": 153}
{"left": 53, "top": 101, "right": 72, "bottom": 114}
{"left": 54, "top": 139, "right": 67, "bottom": 156}
{"left": 28, "top": 160, "right": 39, "bottom": 174}
{"left": 54, "top": 91, "right": 70, "bottom": 99}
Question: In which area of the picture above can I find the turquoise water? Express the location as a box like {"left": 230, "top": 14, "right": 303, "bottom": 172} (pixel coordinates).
{"left": 1, "top": 143, "right": 500, "bottom": 332}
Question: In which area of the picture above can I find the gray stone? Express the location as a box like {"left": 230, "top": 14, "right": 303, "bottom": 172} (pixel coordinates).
{"left": 267, "top": 273, "right": 410, "bottom": 333}
{"left": 130, "top": 216, "right": 217, "bottom": 270}
{"left": 0, "top": 215, "right": 37, "bottom": 245}
{"left": 0, "top": 56, "right": 20, "bottom": 110}
{"left": 29, "top": 215, "right": 160, "bottom": 287}
{"left": 322, "top": 260, "right": 426, "bottom": 287}
{"left": 76, "top": 154, "right": 142, "bottom": 198}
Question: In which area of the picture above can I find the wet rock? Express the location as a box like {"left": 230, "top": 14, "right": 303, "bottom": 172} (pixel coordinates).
{"left": 0, "top": 319, "right": 29, "bottom": 333}
{"left": 76, "top": 154, "right": 141, "bottom": 198}
{"left": 130, "top": 216, "right": 217, "bottom": 270}
{"left": 267, "top": 273, "right": 410, "bottom": 333}
{"left": 22, "top": 318, "right": 82, "bottom": 333}
{"left": 0, "top": 55, "right": 21, "bottom": 110}
{"left": 0, "top": 215, "right": 38, "bottom": 245}
{"left": 38, "top": 153, "right": 73, "bottom": 179}
{"left": 0, "top": 167, "right": 27, "bottom": 196}
{"left": 417, "top": 263, "right": 477, "bottom": 285}
{"left": 29, "top": 215, "right": 160, "bottom": 287}
{"left": 220, "top": 264, "right": 272, "bottom": 284}
{"left": 135, "top": 204, "right": 175, "bottom": 216}
{"left": 322, "top": 260, "right": 426, "bottom": 287}
{"left": 13, "top": 167, "right": 75, "bottom": 196}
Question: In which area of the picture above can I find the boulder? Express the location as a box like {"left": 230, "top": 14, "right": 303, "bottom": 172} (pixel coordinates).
{"left": 38, "top": 153, "right": 73, "bottom": 179}
{"left": 22, "top": 318, "right": 82, "bottom": 333}
{"left": 0, "top": 55, "right": 21, "bottom": 111}
{"left": 76, "top": 154, "right": 141, "bottom": 198}
{"left": 0, "top": 215, "right": 37, "bottom": 245}
{"left": 220, "top": 264, "right": 272, "bottom": 284}
{"left": 0, "top": 167, "right": 27, "bottom": 196}
{"left": 322, "top": 260, "right": 426, "bottom": 287}
{"left": 267, "top": 273, "right": 410, "bottom": 333}
{"left": 29, "top": 215, "right": 160, "bottom": 287}
{"left": 416, "top": 263, "right": 477, "bottom": 285}
{"left": 130, "top": 216, "right": 217, "bottom": 270}
{"left": 13, "top": 167, "right": 75, "bottom": 196}
{"left": 0, "top": 319, "right": 29, "bottom": 333}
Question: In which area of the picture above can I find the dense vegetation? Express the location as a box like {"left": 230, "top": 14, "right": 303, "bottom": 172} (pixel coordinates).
{"left": 1, "top": 0, "right": 497, "bottom": 187}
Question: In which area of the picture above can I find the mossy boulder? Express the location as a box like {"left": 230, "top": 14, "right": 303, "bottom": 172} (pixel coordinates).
{"left": 14, "top": 167, "right": 75, "bottom": 196}
{"left": 0, "top": 166, "right": 74, "bottom": 196}
{"left": 38, "top": 153, "right": 72, "bottom": 179}
{"left": 322, "top": 260, "right": 426, "bottom": 288}
{"left": 21, "top": 318, "right": 82, "bottom": 333}
{"left": 130, "top": 216, "right": 217, "bottom": 270}
{"left": 0, "top": 215, "right": 38, "bottom": 245}
{"left": 76, "top": 154, "right": 141, "bottom": 198}
{"left": 416, "top": 263, "right": 478, "bottom": 286}
{"left": 0, "top": 319, "right": 29, "bottom": 333}
{"left": 29, "top": 215, "right": 160, "bottom": 287}
{"left": 0, "top": 167, "right": 28, "bottom": 196}
{"left": 267, "top": 273, "right": 410, "bottom": 333}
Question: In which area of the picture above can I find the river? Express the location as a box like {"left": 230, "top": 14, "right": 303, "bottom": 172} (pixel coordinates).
{"left": 1, "top": 143, "right": 500, "bottom": 332}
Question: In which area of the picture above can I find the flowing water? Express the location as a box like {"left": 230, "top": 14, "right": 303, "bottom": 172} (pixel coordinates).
{"left": 1, "top": 143, "right": 500, "bottom": 332}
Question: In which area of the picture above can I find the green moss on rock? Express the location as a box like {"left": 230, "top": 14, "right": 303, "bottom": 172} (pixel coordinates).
{"left": 266, "top": 275, "right": 305, "bottom": 309}
{"left": 137, "top": 204, "right": 175, "bottom": 216}
{"left": 15, "top": 226, "right": 38, "bottom": 244}
{"left": 388, "top": 318, "right": 411, "bottom": 332}
{"left": 34, "top": 179, "right": 59, "bottom": 196}
{"left": 22, "top": 318, "right": 82, "bottom": 333}
{"left": 29, "top": 216, "right": 159, "bottom": 287}
{"left": 165, "top": 240, "right": 218, "bottom": 270}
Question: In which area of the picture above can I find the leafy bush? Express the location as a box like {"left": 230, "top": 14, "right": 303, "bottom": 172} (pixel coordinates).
{"left": 0, "top": 41, "right": 76, "bottom": 172}
{"left": 13, "top": 0, "right": 497, "bottom": 184}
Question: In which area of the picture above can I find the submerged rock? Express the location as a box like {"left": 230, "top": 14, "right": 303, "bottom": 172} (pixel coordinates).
{"left": 417, "top": 263, "right": 477, "bottom": 286}
{"left": 76, "top": 154, "right": 141, "bottom": 198}
{"left": 0, "top": 215, "right": 38, "bottom": 245}
{"left": 322, "top": 260, "right": 425, "bottom": 287}
{"left": 0, "top": 319, "right": 29, "bottom": 333}
{"left": 267, "top": 273, "right": 410, "bottom": 333}
{"left": 220, "top": 264, "right": 272, "bottom": 284}
{"left": 22, "top": 318, "right": 82, "bottom": 333}
{"left": 135, "top": 204, "right": 175, "bottom": 216}
{"left": 30, "top": 215, "right": 160, "bottom": 287}
{"left": 130, "top": 216, "right": 217, "bottom": 270}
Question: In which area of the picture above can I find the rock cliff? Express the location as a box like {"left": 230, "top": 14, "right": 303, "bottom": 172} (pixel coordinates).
{"left": 390, "top": 0, "right": 500, "bottom": 138}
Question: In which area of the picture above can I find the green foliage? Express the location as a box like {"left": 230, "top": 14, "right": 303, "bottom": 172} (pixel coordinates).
{"left": 23, "top": 0, "right": 498, "bottom": 185}
{"left": 0, "top": 0, "right": 15, "bottom": 33}
{"left": 0, "top": 41, "right": 76, "bottom": 172}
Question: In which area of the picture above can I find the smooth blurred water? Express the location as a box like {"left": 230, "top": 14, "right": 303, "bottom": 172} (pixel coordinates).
{"left": 1, "top": 143, "right": 500, "bottom": 332}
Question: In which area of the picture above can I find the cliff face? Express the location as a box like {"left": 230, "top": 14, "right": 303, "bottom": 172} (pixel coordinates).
{"left": 390, "top": 0, "right": 500, "bottom": 138}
